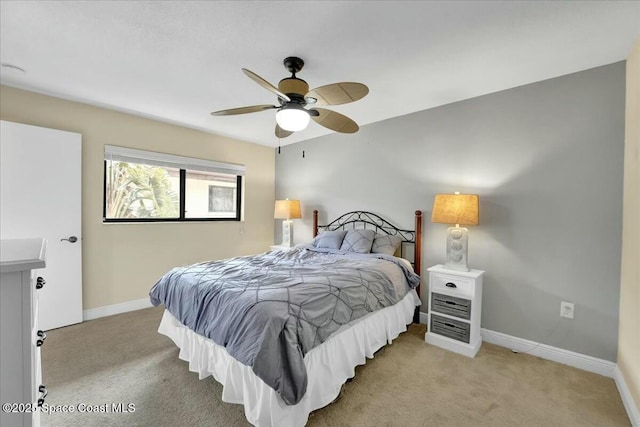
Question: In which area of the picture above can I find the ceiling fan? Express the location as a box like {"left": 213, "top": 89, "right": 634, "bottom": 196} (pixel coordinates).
{"left": 211, "top": 56, "right": 369, "bottom": 138}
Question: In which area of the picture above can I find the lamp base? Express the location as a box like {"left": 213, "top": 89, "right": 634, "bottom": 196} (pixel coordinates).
{"left": 444, "top": 226, "right": 469, "bottom": 272}
{"left": 280, "top": 220, "right": 293, "bottom": 247}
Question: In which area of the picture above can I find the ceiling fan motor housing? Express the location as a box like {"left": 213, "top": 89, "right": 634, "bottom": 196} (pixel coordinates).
{"left": 278, "top": 77, "right": 309, "bottom": 99}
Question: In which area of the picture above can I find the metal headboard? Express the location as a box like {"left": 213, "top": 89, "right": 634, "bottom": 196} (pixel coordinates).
{"left": 312, "top": 210, "right": 422, "bottom": 297}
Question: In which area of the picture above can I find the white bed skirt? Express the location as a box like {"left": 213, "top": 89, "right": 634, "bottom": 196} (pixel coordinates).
{"left": 158, "top": 289, "right": 421, "bottom": 427}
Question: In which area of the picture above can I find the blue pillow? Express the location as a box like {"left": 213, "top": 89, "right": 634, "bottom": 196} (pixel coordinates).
{"left": 340, "top": 229, "right": 376, "bottom": 253}
{"left": 371, "top": 234, "right": 402, "bottom": 256}
{"left": 313, "top": 230, "right": 347, "bottom": 250}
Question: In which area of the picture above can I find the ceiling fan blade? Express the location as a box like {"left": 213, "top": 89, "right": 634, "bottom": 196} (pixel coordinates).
{"left": 210, "top": 104, "right": 277, "bottom": 116}
{"left": 242, "top": 68, "right": 291, "bottom": 102}
{"left": 311, "top": 108, "right": 359, "bottom": 133}
{"left": 275, "top": 125, "right": 293, "bottom": 139}
{"left": 306, "top": 82, "right": 369, "bottom": 106}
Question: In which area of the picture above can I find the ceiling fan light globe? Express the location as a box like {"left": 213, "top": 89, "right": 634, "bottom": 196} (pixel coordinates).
{"left": 276, "top": 108, "right": 310, "bottom": 132}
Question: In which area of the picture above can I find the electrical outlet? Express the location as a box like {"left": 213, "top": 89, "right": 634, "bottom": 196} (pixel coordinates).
{"left": 560, "top": 301, "right": 574, "bottom": 319}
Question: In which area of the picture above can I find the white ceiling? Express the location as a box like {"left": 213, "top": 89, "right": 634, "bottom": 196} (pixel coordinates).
{"left": 1, "top": 1, "right": 639, "bottom": 147}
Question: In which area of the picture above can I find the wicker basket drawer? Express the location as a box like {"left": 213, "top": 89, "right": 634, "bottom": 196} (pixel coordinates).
{"left": 431, "top": 292, "right": 471, "bottom": 320}
{"left": 430, "top": 314, "right": 471, "bottom": 343}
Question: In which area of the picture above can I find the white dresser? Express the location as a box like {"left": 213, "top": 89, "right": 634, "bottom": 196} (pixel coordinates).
{"left": 1, "top": 238, "right": 48, "bottom": 427}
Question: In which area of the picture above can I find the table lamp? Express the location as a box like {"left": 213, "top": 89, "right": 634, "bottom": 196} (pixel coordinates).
{"left": 431, "top": 193, "right": 479, "bottom": 271}
{"left": 274, "top": 199, "right": 302, "bottom": 247}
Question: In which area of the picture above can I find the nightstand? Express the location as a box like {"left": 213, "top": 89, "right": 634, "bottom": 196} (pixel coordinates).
{"left": 425, "top": 264, "right": 484, "bottom": 357}
{"left": 269, "top": 245, "right": 293, "bottom": 252}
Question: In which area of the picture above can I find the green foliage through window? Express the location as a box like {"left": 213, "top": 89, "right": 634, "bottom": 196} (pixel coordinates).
{"left": 105, "top": 161, "right": 180, "bottom": 219}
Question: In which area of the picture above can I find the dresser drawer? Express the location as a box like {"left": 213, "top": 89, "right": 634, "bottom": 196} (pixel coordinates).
{"left": 430, "top": 314, "right": 470, "bottom": 343}
{"left": 431, "top": 292, "right": 471, "bottom": 320}
{"left": 430, "top": 272, "right": 474, "bottom": 296}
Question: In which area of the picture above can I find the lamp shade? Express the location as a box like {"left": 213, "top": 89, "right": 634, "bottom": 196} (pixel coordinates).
{"left": 274, "top": 199, "right": 302, "bottom": 219}
{"left": 431, "top": 194, "right": 479, "bottom": 226}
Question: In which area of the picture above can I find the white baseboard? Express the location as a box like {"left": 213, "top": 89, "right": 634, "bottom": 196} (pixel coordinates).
{"left": 615, "top": 365, "right": 640, "bottom": 427}
{"left": 83, "top": 297, "right": 153, "bottom": 321}
{"left": 481, "top": 328, "right": 616, "bottom": 378}
{"left": 419, "top": 312, "right": 428, "bottom": 325}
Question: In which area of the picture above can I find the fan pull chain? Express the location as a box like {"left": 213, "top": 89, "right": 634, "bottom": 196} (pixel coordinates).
{"left": 302, "top": 150, "right": 305, "bottom": 158}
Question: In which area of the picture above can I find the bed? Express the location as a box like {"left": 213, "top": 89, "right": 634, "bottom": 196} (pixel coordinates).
{"left": 150, "top": 210, "right": 423, "bottom": 427}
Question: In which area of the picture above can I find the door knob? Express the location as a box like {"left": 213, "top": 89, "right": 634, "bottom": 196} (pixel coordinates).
{"left": 36, "top": 330, "right": 47, "bottom": 347}
{"left": 61, "top": 236, "right": 78, "bottom": 243}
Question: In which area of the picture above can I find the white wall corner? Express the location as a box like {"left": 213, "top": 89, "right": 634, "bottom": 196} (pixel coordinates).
{"left": 480, "top": 328, "right": 616, "bottom": 378}
{"left": 615, "top": 366, "right": 640, "bottom": 427}
{"left": 83, "top": 297, "right": 153, "bottom": 321}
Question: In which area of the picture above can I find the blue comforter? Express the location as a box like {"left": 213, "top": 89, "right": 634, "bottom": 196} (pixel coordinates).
{"left": 149, "top": 246, "right": 420, "bottom": 405}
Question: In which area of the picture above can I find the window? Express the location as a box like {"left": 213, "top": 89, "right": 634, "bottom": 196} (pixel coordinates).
{"left": 104, "top": 145, "right": 244, "bottom": 222}
{"left": 185, "top": 170, "right": 238, "bottom": 219}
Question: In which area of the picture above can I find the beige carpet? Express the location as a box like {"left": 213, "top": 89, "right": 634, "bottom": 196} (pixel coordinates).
{"left": 40, "top": 306, "right": 629, "bottom": 427}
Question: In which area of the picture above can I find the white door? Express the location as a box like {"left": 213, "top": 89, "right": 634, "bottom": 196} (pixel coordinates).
{"left": 0, "top": 120, "right": 82, "bottom": 330}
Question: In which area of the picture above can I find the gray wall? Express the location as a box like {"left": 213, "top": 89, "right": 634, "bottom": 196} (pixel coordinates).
{"left": 275, "top": 62, "right": 625, "bottom": 362}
